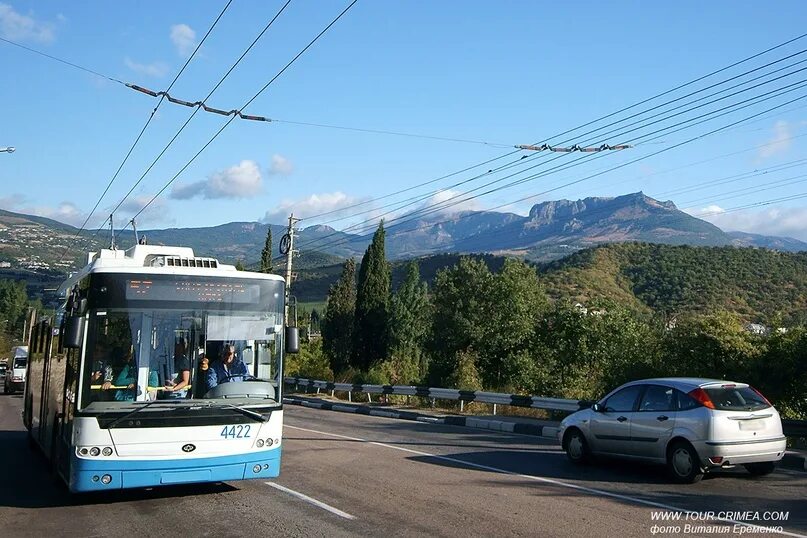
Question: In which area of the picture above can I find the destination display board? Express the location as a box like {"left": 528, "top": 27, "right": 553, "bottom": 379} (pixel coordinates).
{"left": 126, "top": 279, "right": 260, "bottom": 304}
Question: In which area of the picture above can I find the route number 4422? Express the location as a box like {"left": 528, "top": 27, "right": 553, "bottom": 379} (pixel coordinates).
{"left": 220, "top": 425, "right": 251, "bottom": 439}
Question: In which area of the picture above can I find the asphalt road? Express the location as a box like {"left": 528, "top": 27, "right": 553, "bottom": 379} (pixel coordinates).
{"left": 1, "top": 393, "right": 805, "bottom": 538}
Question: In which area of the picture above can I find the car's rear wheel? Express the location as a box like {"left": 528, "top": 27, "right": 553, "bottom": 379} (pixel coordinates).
{"left": 565, "top": 429, "right": 590, "bottom": 464}
{"left": 744, "top": 462, "right": 776, "bottom": 476}
{"left": 668, "top": 441, "right": 704, "bottom": 484}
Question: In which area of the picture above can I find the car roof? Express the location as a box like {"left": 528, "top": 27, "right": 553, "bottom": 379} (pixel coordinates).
{"left": 620, "top": 377, "right": 749, "bottom": 392}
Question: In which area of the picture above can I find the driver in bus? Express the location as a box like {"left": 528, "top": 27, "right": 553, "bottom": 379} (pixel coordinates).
{"left": 163, "top": 338, "right": 191, "bottom": 398}
{"left": 206, "top": 344, "right": 249, "bottom": 389}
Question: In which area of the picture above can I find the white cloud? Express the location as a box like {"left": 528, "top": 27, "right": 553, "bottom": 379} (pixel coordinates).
{"left": 697, "top": 205, "right": 807, "bottom": 241}
{"left": 124, "top": 57, "right": 169, "bottom": 78}
{"left": 263, "top": 192, "right": 366, "bottom": 224}
{"left": 116, "top": 195, "right": 171, "bottom": 227}
{"left": 171, "top": 160, "right": 263, "bottom": 200}
{"left": 269, "top": 154, "right": 293, "bottom": 176}
{"left": 0, "top": 194, "right": 86, "bottom": 227}
{"left": 170, "top": 23, "right": 196, "bottom": 56}
{"left": 414, "top": 189, "right": 481, "bottom": 216}
{"left": 0, "top": 3, "right": 55, "bottom": 43}
{"left": 758, "top": 120, "right": 792, "bottom": 160}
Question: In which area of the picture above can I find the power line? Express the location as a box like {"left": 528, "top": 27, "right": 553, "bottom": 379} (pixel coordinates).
{"left": 118, "top": 0, "right": 360, "bottom": 238}
{"left": 0, "top": 36, "right": 125, "bottom": 84}
{"left": 57, "top": 0, "right": 234, "bottom": 262}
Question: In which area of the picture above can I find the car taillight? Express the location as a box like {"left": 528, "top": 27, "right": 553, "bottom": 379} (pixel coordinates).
{"left": 688, "top": 388, "right": 715, "bottom": 409}
{"left": 750, "top": 386, "right": 772, "bottom": 406}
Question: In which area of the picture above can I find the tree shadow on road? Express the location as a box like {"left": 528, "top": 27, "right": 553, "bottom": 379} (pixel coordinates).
{"left": 0, "top": 429, "right": 238, "bottom": 509}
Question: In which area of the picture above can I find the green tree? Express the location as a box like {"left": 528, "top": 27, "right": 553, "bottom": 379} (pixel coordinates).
{"left": 387, "top": 261, "right": 431, "bottom": 382}
{"left": 260, "top": 227, "right": 273, "bottom": 273}
{"left": 428, "top": 257, "right": 493, "bottom": 385}
{"left": 481, "top": 259, "right": 549, "bottom": 391}
{"left": 235, "top": 260, "right": 246, "bottom": 271}
{"left": 322, "top": 258, "right": 356, "bottom": 374}
{"left": 665, "top": 310, "right": 761, "bottom": 380}
{"left": 353, "top": 221, "right": 391, "bottom": 370}
{"left": 0, "top": 279, "right": 30, "bottom": 338}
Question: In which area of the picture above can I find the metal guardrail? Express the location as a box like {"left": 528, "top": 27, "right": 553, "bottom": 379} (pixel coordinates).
{"left": 783, "top": 419, "right": 807, "bottom": 438}
{"left": 285, "top": 377, "right": 807, "bottom": 435}
{"left": 284, "top": 377, "right": 587, "bottom": 413}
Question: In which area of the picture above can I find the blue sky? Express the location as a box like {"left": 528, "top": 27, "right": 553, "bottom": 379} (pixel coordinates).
{"left": 2, "top": 0, "right": 807, "bottom": 240}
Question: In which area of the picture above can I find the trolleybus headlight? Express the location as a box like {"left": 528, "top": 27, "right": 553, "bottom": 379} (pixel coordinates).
{"left": 266, "top": 438, "right": 273, "bottom": 446}
{"left": 101, "top": 474, "right": 112, "bottom": 484}
{"left": 256, "top": 439, "right": 264, "bottom": 448}
{"left": 102, "top": 447, "right": 113, "bottom": 456}
{"left": 79, "top": 447, "right": 89, "bottom": 456}
{"left": 253, "top": 465, "right": 261, "bottom": 474}
{"left": 274, "top": 438, "right": 279, "bottom": 445}
{"left": 90, "top": 447, "right": 100, "bottom": 456}
{"left": 91, "top": 475, "right": 99, "bottom": 482}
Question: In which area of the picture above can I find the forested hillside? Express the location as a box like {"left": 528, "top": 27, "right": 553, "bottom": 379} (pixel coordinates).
{"left": 541, "top": 243, "right": 807, "bottom": 324}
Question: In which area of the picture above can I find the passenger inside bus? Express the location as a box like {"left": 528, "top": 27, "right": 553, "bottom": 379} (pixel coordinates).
{"left": 206, "top": 344, "right": 249, "bottom": 390}
{"left": 90, "top": 341, "right": 114, "bottom": 395}
{"left": 163, "top": 338, "right": 191, "bottom": 398}
{"left": 104, "top": 347, "right": 136, "bottom": 401}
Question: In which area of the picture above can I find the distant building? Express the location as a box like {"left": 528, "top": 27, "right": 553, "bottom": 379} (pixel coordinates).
{"left": 0, "top": 261, "right": 10, "bottom": 268}
{"left": 745, "top": 323, "right": 768, "bottom": 336}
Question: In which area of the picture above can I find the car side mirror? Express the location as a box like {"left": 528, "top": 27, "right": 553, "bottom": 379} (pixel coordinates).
{"left": 592, "top": 402, "right": 604, "bottom": 413}
{"left": 285, "top": 326, "right": 299, "bottom": 354}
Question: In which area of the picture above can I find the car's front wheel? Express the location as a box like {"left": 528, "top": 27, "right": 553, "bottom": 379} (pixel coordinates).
{"left": 744, "top": 462, "right": 776, "bottom": 476}
{"left": 668, "top": 441, "right": 704, "bottom": 484}
{"left": 564, "top": 429, "right": 590, "bottom": 464}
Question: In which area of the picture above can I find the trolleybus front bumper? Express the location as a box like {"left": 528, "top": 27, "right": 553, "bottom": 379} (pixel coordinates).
{"left": 69, "top": 446, "right": 281, "bottom": 492}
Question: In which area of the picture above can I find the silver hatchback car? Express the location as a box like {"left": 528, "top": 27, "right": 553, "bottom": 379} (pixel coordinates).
{"left": 558, "top": 378, "right": 787, "bottom": 483}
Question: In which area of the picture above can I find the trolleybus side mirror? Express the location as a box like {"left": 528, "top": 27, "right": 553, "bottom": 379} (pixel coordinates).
{"left": 63, "top": 298, "right": 87, "bottom": 349}
{"left": 63, "top": 315, "right": 85, "bottom": 349}
{"left": 285, "top": 326, "right": 299, "bottom": 354}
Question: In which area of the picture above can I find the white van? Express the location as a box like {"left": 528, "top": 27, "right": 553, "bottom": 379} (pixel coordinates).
{"left": 4, "top": 346, "right": 28, "bottom": 394}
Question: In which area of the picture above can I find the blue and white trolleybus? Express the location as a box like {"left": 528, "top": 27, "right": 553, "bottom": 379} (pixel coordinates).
{"left": 23, "top": 244, "right": 297, "bottom": 492}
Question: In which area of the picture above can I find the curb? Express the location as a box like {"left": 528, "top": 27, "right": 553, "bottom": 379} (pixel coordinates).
{"left": 284, "top": 396, "right": 559, "bottom": 439}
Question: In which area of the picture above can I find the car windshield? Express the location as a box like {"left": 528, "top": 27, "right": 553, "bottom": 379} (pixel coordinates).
{"left": 704, "top": 386, "right": 770, "bottom": 412}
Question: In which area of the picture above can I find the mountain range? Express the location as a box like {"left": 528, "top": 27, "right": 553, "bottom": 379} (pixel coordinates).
{"left": 0, "top": 193, "right": 805, "bottom": 274}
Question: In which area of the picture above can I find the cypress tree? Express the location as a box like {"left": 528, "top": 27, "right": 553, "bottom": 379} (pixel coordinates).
{"left": 322, "top": 258, "right": 356, "bottom": 374}
{"left": 260, "top": 227, "right": 273, "bottom": 273}
{"left": 353, "top": 221, "right": 391, "bottom": 370}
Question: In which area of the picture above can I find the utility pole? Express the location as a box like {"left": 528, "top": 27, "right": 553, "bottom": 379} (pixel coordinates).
{"left": 281, "top": 213, "right": 300, "bottom": 323}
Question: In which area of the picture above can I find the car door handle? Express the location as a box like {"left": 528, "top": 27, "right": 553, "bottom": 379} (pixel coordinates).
{"left": 617, "top": 416, "right": 628, "bottom": 422}
{"left": 657, "top": 415, "right": 669, "bottom": 422}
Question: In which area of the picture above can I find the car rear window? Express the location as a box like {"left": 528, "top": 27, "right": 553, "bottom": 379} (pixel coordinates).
{"left": 13, "top": 359, "right": 26, "bottom": 369}
{"left": 703, "top": 386, "right": 770, "bottom": 411}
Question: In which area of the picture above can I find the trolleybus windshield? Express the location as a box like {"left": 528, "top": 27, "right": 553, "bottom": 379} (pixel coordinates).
{"left": 78, "top": 273, "right": 284, "bottom": 412}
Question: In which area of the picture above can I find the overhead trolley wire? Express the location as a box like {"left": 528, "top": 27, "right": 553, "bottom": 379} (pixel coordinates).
{"left": 117, "top": 0, "right": 360, "bottom": 240}
{"left": 293, "top": 70, "right": 807, "bottom": 253}
{"left": 292, "top": 34, "right": 807, "bottom": 226}
{"left": 294, "top": 44, "right": 807, "bottom": 248}
{"left": 297, "top": 83, "right": 807, "bottom": 259}
{"left": 70, "top": 0, "right": 295, "bottom": 255}
{"left": 56, "top": 0, "right": 234, "bottom": 262}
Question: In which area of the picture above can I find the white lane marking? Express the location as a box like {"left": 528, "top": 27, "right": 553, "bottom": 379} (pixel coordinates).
{"left": 265, "top": 481, "right": 356, "bottom": 520}
{"left": 286, "top": 424, "right": 806, "bottom": 538}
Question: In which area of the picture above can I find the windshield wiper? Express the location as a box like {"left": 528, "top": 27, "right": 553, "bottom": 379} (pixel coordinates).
{"left": 216, "top": 403, "right": 270, "bottom": 423}
{"left": 105, "top": 400, "right": 183, "bottom": 428}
